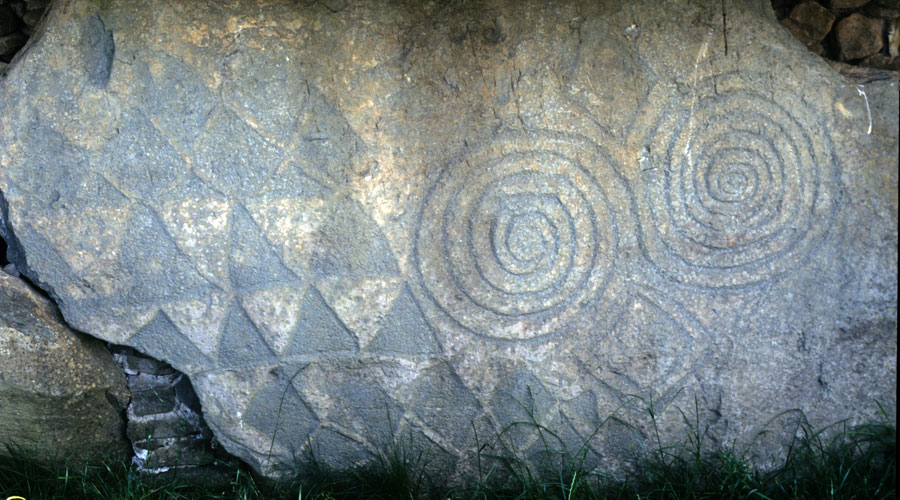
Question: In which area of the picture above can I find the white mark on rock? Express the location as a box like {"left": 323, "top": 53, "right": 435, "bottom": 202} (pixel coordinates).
{"left": 856, "top": 85, "right": 872, "bottom": 135}
{"left": 684, "top": 31, "right": 714, "bottom": 168}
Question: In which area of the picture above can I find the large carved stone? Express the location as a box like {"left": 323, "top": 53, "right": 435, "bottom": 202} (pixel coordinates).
{"left": 0, "top": 0, "right": 895, "bottom": 480}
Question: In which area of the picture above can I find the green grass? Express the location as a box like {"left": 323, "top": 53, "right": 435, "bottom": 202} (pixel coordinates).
{"left": 0, "top": 400, "right": 894, "bottom": 500}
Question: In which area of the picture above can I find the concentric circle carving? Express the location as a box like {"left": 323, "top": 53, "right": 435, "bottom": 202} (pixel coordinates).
{"left": 641, "top": 79, "right": 840, "bottom": 288}
{"left": 415, "top": 132, "right": 619, "bottom": 341}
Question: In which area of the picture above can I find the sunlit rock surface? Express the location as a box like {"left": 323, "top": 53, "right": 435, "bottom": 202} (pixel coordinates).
{"left": 0, "top": 0, "right": 895, "bottom": 480}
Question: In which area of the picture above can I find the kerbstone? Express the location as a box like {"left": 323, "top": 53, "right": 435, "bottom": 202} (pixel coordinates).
{"left": 0, "top": 0, "right": 896, "bottom": 481}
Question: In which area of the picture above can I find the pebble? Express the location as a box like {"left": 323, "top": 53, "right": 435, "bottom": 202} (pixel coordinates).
{"left": 3, "top": 263, "right": 20, "bottom": 277}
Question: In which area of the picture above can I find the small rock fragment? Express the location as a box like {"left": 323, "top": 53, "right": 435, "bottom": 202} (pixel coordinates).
{"left": 2, "top": 263, "right": 19, "bottom": 277}
{"left": 835, "top": 13, "right": 884, "bottom": 60}
{"left": 789, "top": 2, "right": 837, "bottom": 42}
{"left": 0, "top": 32, "right": 27, "bottom": 56}
{"left": 829, "top": 0, "right": 871, "bottom": 8}
{"left": 25, "top": 0, "right": 51, "bottom": 9}
{"left": 861, "top": 53, "right": 900, "bottom": 69}
{"left": 21, "top": 8, "right": 44, "bottom": 29}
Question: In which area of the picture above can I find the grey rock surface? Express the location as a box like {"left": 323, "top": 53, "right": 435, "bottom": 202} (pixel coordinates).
{"left": 0, "top": 0, "right": 896, "bottom": 480}
{"left": 0, "top": 271, "right": 130, "bottom": 461}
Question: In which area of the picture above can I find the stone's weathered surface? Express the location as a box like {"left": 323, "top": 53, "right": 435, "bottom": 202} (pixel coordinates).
{"left": 835, "top": 13, "right": 885, "bottom": 60}
{"left": 0, "top": 272, "right": 130, "bottom": 461}
{"left": 0, "top": 0, "right": 896, "bottom": 482}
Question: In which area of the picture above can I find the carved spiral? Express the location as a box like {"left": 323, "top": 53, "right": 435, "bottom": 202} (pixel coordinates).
{"left": 415, "top": 132, "right": 617, "bottom": 340}
{"left": 641, "top": 81, "right": 840, "bottom": 288}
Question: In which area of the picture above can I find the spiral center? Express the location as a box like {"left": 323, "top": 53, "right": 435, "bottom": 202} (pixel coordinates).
{"left": 506, "top": 212, "right": 552, "bottom": 264}
{"left": 707, "top": 160, "right": 757, "bottom": 203}
{"left": 415, "top": 135, "right": 619, "bottom": 340}
{"left": 719, "top": 168, "right": 749, "bottom": 196}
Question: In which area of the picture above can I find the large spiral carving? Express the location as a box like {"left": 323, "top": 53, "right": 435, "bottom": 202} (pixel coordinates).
{"left": 641, "top": 77, "right": 840, "bottom": 289}
{"left": 415, "top": 132, "right": 618, "bottom": 341}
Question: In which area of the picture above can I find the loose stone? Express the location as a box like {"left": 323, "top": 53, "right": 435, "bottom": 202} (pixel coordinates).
{"left": 835, "top": 13, "right": 885, "bottom": 60}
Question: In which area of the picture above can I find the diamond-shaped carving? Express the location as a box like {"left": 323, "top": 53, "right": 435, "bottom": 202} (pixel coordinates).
{"left": 587, "top": 289, "right": 710, "bottom": 406}
{"left": 246, "top": 370, "right": 318, "bottom": 456}
{"left": 222, "top": 38, "right": 309, "bottom": 147}
{"left": 230, "top": 203, "right": 300, "bottom": 290}
{"left": 217, "top": 301, "right": 277, "bottom": 369}
{"left": 129, "top": 310, "right": 212, "bottom": 373}
{"left": 318, "top": 277, "right": 405, "bottom": 349}
{"left": 137, "top": 55, "right": 218, "bottom": 153}
{"left": 282, "top": 287, "right": 358, "bottom": 357}
{"left": 162, "top": 291, "right": 232, "bottom": 357}
{"left": 98, "top": 109, "right": 187, "bottom": 200}
{"left": 368, "top": 285, "right": 440, "bottom": 355}
{"left": 192, "top": 106, "right": 284, "bottom": 198}
{"left": 159, "top": 194, "right": 231, "bottom": 289}
{"left": 116, "top": 204, "right": 211, "bottom": 304}
{"left": 240, "top": 286, "right": 308, "bottom": 356}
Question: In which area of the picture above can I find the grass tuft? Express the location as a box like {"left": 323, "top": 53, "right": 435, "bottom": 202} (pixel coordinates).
{"left": 0, "top": 400, "right": 894, "bottom": 500}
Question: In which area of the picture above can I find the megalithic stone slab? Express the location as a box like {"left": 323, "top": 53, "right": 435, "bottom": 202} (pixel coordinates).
{"left": 0, "top": 0, "right": 896, "bottom": 481}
